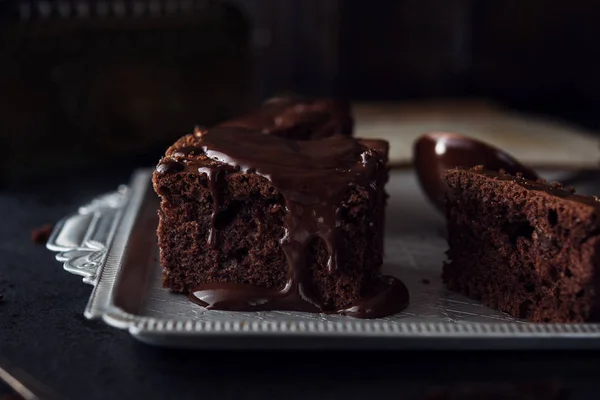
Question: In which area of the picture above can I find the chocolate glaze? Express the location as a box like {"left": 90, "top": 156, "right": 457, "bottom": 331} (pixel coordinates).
{"left": 156, "top": 160, "right": 184, "bottom": 174}
{"left": 217, "top": 95, "right": 353, "bottom": 140}
{"left": 198, "top": 167, "right": 223, "bottom": 247}
{"left": 158, "top": 127, "right": 408, "bottom": 318}
{"left": 413, "top": 132, "right": 539, "bottom": 212}
{"left": 336, "top": 275, "right": 409, "bottom": 318}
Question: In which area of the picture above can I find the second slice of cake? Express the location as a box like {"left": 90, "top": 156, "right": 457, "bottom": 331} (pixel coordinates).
{"left": 443, "top": 166, "right": 600, "bottom": 322}
{"left": 152, "top": 127, "right": 407, "bottom": 318}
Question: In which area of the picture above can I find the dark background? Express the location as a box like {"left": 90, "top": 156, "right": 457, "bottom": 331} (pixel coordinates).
{"left": 3, "top": 1, "right": 600, "bottom": 398}
{"left": 1, "top": 0, "right": 600, "bottom": 182}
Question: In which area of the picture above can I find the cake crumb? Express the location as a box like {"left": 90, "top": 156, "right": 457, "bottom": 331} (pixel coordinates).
{"left": 31, "top": 224, "right": 54, "bottom": 245}
{"left": 194, "top": 125, "right": 208, "bottom": 137}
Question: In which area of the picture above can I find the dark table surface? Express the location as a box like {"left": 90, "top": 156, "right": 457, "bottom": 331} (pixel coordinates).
{"left": 2, "top": 166, "right": 600, "bottom": 400}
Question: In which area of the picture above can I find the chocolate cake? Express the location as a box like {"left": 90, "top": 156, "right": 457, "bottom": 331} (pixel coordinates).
{"left": 442, "top": 166, "right": 600, "bottom": 322}
{"left": 152, "top": 127, "right": 408, "bottom": 318}
{"left": 218, "top": 95, "right": 353, "bottom": 140}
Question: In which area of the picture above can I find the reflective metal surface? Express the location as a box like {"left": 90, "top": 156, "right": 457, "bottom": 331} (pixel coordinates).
{"left": 47, "top": 169, "right": 600, "bottom": 349}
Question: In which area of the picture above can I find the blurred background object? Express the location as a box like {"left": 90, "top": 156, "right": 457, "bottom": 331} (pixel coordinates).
{"left": 339, "top": 0, "right": 600, "bottom": 124}
{"left": 1, "top": 0, "right": 599, "bottom": 182}
{"left": 354, "top": 100, "right": 600, "bottom": 169}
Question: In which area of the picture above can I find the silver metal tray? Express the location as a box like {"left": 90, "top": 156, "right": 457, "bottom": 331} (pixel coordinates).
{"left": 46, "top": 168, "right": 600, "bottom": 349}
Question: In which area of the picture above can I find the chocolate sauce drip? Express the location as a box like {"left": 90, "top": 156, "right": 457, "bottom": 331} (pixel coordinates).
{"left": 156, "top": 160, "right": 184, "bottom": 174}
{"left": 413, "top": 132, "right": 539, "bottom": 212}
{"left": 198, "top": 167, "right": 223, "bottom": 248}
{"left": 218, "top": 96, "right": 353, "bottom": 140}
{"left": 190, "top": 274, "right": 409, "bottom": 318}
{"left": 200, "top": 128, "right": 380, "bottom": 309}
{"left": 159, "top": 128, "right": 408, "bottom": 318}
{"left": 338, "top": 276, "right": 409, "bottom": 318}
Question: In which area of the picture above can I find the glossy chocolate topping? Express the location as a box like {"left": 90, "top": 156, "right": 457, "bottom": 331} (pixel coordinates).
{"left": 217, "top": 95, "right": 353, "bottom": 140}
{"left": 413, "top": 132, "right": 539, "bottom": 211}
{"left": 157, "top": 127, "right": 408, "bottom": 318}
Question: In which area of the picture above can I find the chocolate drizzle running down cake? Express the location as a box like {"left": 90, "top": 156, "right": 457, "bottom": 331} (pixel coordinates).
{"left": 153, "top": 127, "right": 408, "bottom": 318}
{"left": 443, "top": 166, "right": 600, "bottom": 322}
{"left": 218, "top": 95, "right": 353, "bottom": 140}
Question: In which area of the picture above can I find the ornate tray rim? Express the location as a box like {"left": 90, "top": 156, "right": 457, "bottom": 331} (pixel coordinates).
{"left": 46, "top": 169, "right": 600, "bottom": 349}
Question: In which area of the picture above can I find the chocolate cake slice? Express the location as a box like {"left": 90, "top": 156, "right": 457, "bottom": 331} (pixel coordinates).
{"left": 152, "top": 127, "right": 407, "bottom": 318}
{"left": 218, "top": 95, "right": 353, "bottom": 140}
{"left": 442, "top": 166, "right": 600, "bottom": 322}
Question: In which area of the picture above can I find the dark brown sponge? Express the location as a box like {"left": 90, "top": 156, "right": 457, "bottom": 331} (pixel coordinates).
{"left": 152, "top": 133, "right": 389, "bottom": 311}
{"left": 442, "top": 166, "right": 600, "bottom": 323}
